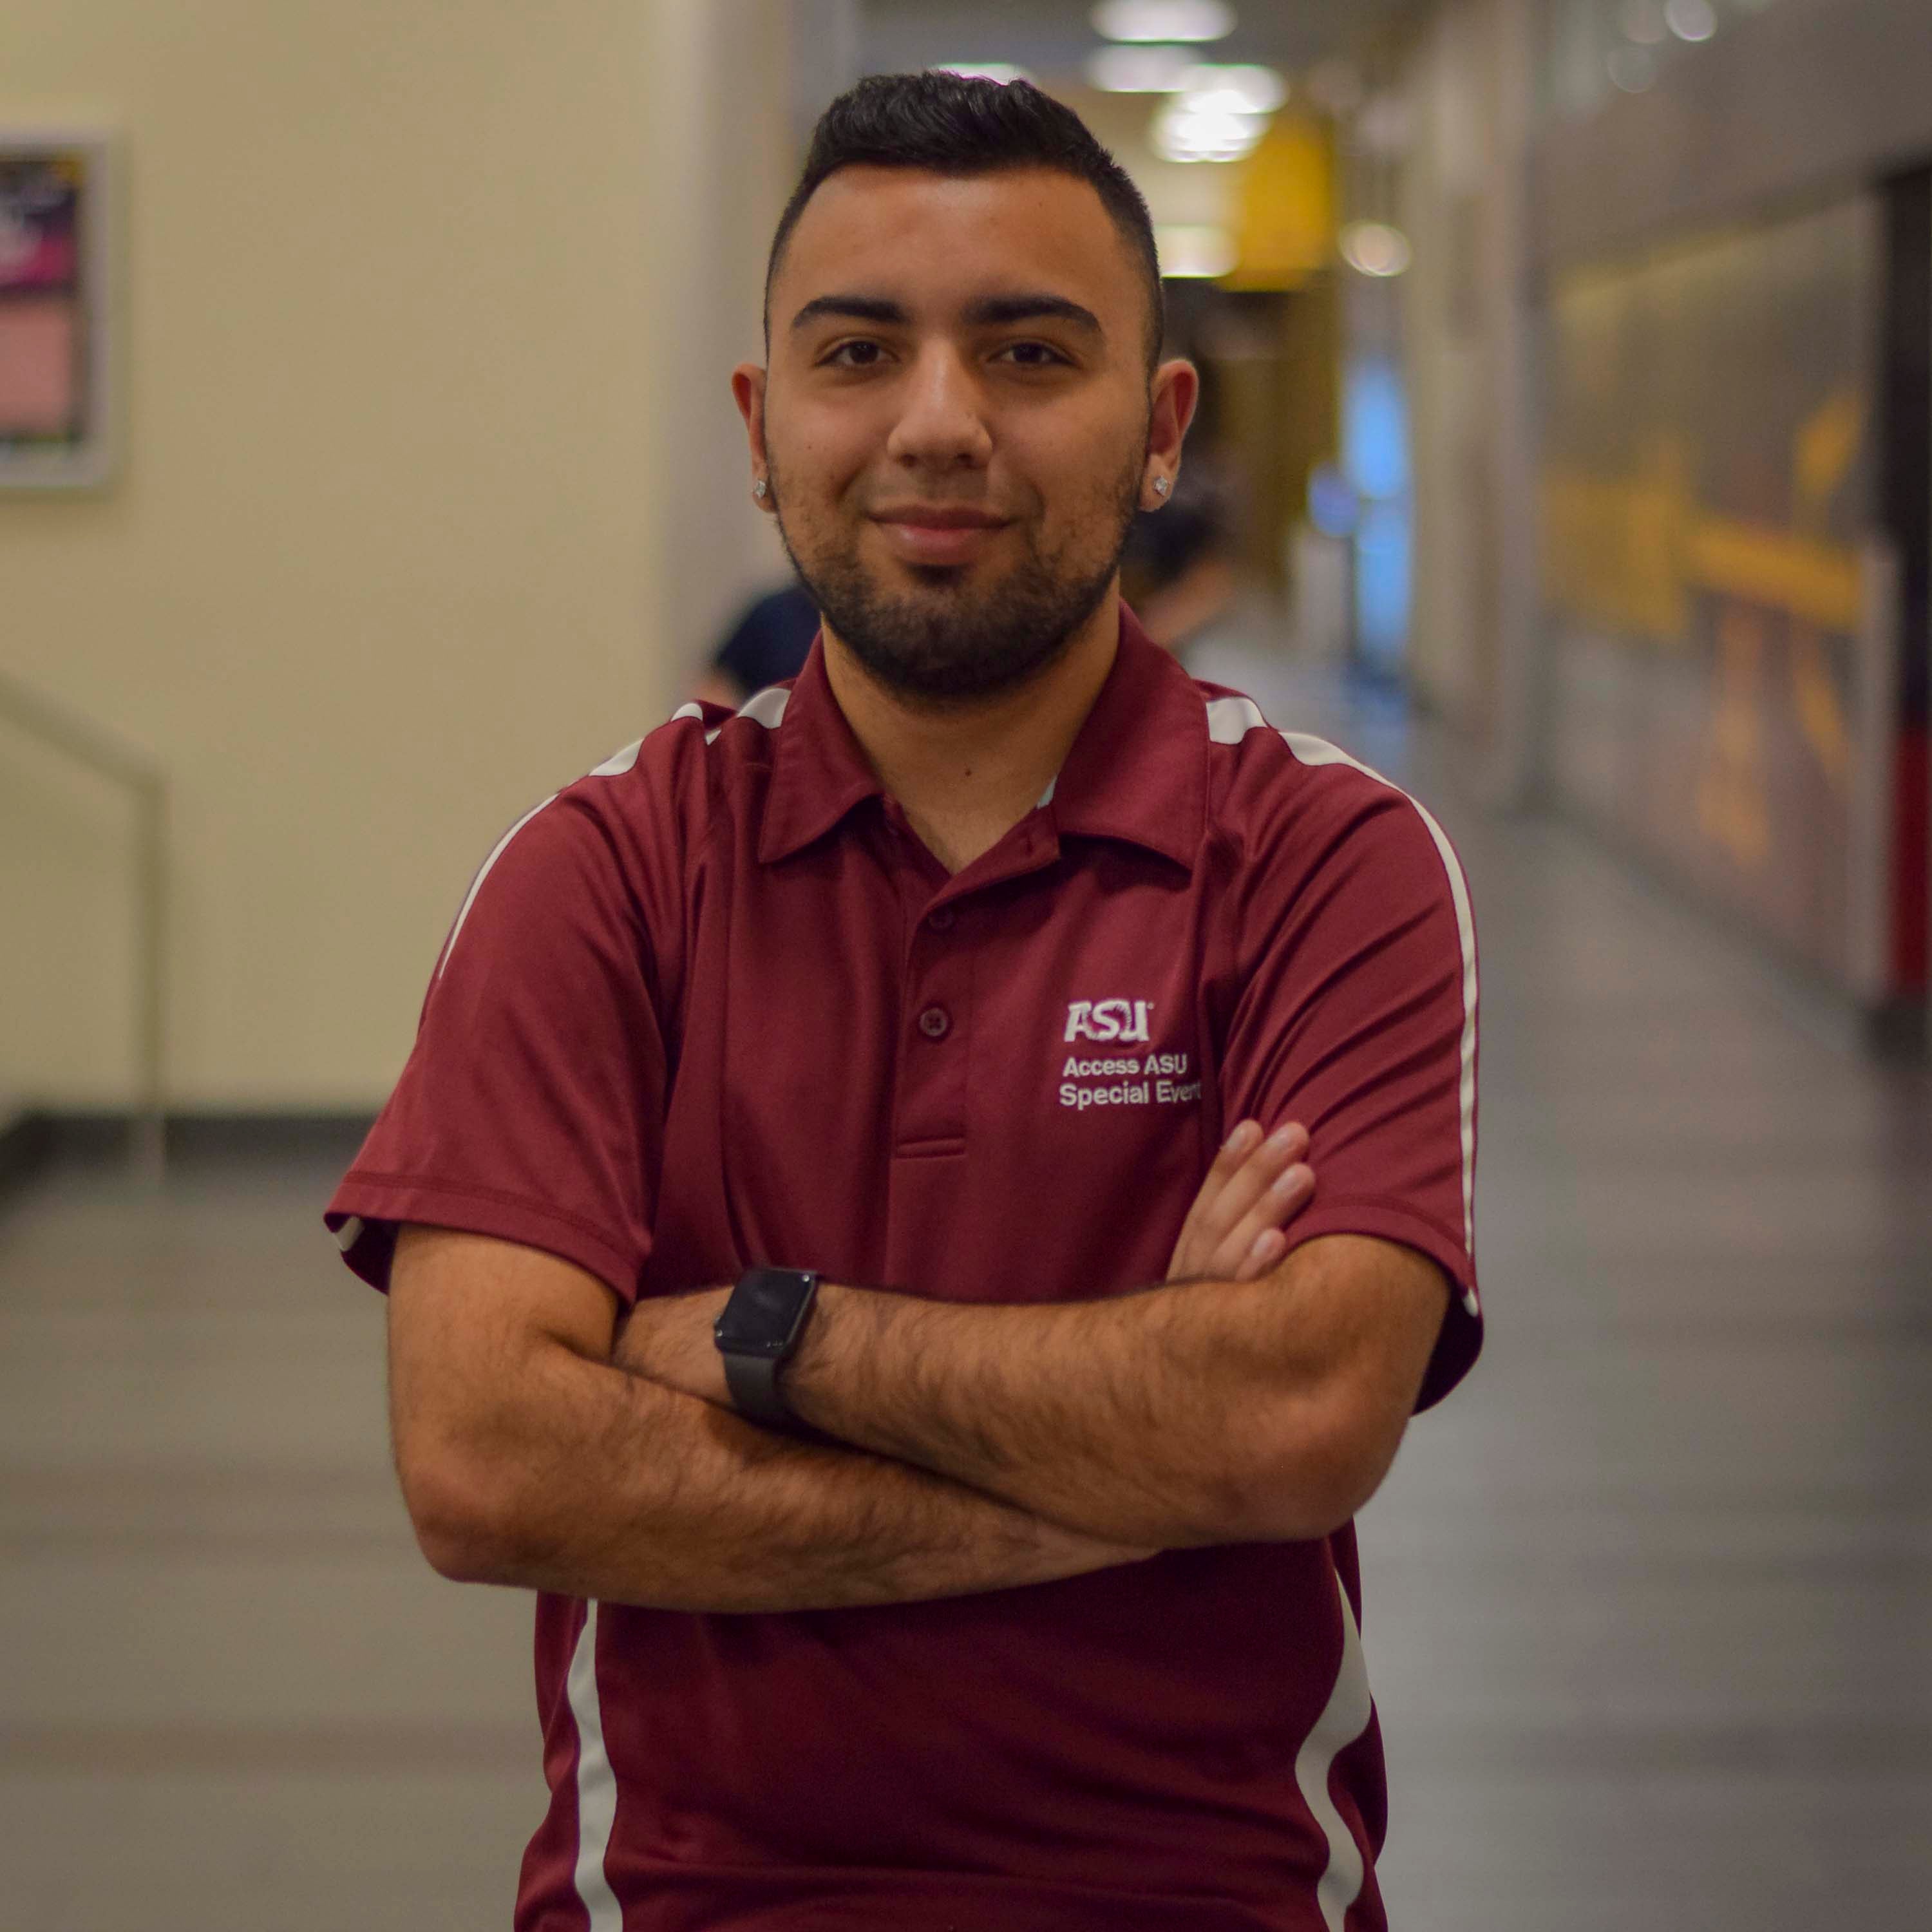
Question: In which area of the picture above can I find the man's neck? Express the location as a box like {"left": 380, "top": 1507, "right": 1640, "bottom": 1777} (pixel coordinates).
{"left": 821, "top": 590, "right": 1122, "bottom": 876}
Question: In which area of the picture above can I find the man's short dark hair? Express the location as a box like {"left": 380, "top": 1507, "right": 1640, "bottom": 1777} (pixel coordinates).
{"left": 767, "top": 71, "right": 1165, "bottom": 371}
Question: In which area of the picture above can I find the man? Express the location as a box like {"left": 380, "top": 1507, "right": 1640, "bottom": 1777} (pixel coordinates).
{"left": 328, "top": 72, "right": 1481, "bottom": 1932}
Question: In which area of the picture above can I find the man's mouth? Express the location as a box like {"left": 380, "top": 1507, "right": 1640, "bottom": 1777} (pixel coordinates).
{"left": 869, "top": 506, "right": 1012, "bottom": 568}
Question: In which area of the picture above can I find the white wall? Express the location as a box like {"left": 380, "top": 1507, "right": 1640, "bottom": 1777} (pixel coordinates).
{"left": 1396, "top": 0, "right": 1542, "bottom": 802}
{"left": 1, "top": 0, "right": 796, "bottom": 1109}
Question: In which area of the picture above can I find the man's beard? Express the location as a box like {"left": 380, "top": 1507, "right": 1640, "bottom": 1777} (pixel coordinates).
{"left": 770, "top": 460, "right": 1142, "bottom": 706}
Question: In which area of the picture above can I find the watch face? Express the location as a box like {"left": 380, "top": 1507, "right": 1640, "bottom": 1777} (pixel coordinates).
{"left": 715, "top": 1269, "right": 815, "bottom": 1357}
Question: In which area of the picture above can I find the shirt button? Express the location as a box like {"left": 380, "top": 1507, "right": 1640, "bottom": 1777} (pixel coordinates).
{"left": 928, "top": 907, "right": 956, "bottom": 932}
{"left": 916, "top": 1005, "right": 951, "bottom": 1041}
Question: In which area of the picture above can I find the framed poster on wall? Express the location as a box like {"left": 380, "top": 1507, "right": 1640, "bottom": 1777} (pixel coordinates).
{"left": 1540, "top": 194, "right": 1882, "bottom": 996}
{"left": 0, "top": 132, "right": 115, "bottom": 488}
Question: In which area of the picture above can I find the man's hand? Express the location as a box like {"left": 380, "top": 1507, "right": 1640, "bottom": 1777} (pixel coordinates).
{"left": 1166, "top": 1119, "right": 1314, "bottom": 1283}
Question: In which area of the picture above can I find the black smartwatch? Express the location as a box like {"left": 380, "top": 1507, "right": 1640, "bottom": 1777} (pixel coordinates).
{"left": 714, "top": 1267, "right": 821, "bottom": 1432}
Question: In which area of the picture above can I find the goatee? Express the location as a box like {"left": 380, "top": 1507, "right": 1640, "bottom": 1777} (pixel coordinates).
{"left": 772, "top": 467, "right": 1141, "bottom": 706}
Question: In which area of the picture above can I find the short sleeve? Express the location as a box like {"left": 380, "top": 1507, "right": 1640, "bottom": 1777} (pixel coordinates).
{"left": 1218, "top": 765, "right": 1481, "bottom": 1410}
{"left": 325, "top": 789, "right": 668, "bottom": 1307}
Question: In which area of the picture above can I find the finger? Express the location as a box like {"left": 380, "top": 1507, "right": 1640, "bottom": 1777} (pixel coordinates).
{"left": 1171, "top": 1122, "right": 1309, "bottom": 1280}
{"left": 1200, "top": 1119, "right": 1264, "bottom": 1197}
{"left": 1174, "top": 1124, "right": 1307, "bottom": 1278}
{"left": 1206, "top": 1161, "right": 1315, "bottom": 1278}
{"left": 1233, "top": 1226, "right": 1286, "bottom": 1283}
{"left": 1196, "top": 1124, "right": 1305, "bottom": 1246}
{"left": 1170, "top": 1120, "right": 1265, "bottom": 1269}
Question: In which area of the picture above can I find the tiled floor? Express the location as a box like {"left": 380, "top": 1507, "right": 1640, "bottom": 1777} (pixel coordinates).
{"left": 4, "top": 663, "right": 1929, "bottom": 1929}
{"left": 0, "top": 1142, "right": 536, "bottom": 1931}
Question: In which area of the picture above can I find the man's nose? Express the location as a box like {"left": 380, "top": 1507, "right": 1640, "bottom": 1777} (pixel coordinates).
{"left": 884, "top": 346, "right": 992, "bottom": 471}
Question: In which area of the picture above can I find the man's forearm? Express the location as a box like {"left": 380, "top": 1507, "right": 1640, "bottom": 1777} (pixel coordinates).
{"left": 441, "top": 1338, "right": 1150, "bottom": 1613}
{"left": 770, "top": 1238, "right": 1443, "bottom": 1549}
{"left": 781, "top": 1276, "right": 1322, "bottom": 1546}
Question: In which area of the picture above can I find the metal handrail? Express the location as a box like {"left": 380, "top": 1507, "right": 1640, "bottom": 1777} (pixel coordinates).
{"left": 0, "top": 667, "right": 167, "bottom": 1180}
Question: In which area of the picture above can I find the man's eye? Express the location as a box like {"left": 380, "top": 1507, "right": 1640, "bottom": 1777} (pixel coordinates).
{"left": 998, "top": 341, "right": 1068, "bottom": 368}
{"left": 826, "top": 340, "right": 884, "bottom": 368}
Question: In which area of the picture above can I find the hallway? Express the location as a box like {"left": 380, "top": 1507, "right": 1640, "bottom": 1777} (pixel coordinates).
{"left": 1368, "top": 766, "right": 1932, "bottom": 1927}
{"left": 3, "top": 689, "right": 1928, "bottom": 1930}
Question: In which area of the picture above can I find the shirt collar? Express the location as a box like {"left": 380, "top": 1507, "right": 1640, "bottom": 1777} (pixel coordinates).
{"left": 752, "top": 635, "right": 884, "bottom": 864}
{"left": 756, "top": 603, "right": 1208, "bottom": 871}
{"left": 1041, "top": 604, "right": 1206, "bottom": 869}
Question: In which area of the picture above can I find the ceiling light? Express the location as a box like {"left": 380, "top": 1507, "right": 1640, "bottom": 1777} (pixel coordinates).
{"left": 1665, "top": 0, "right": 1718, "bottom": 38}
{"left": 1086, "top": 44, "right": 1197, "bottom": 91}
{"left": 1091, "top": 0, "right": 1235, "bottom": 45}
{"left": 1156, "top": 225, "right": 1237, "bottom": 278}
{"left": 1340, "top": 222, "right": 1412, "bottom": 277}
{"left": 1153, "top": 99, "right": 1268, "bottom": 164}
{"left": 1148, "top": 63, "right": 1282, "bottom": 165}
{"left": 934, "top": 62, "right": 1032, "bottom": 85}
{"left": 1179, "top": 63, "right": 1287, "bottom": 113}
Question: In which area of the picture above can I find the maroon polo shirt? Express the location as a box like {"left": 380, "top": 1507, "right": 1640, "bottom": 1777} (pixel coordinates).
{"left": 327, "top": 606, "right": 1481, "bottom": 1932}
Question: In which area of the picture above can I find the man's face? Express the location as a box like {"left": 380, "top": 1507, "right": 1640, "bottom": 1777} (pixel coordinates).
{"left": 746, "top": 166, "right": 1175, "bottom": 705}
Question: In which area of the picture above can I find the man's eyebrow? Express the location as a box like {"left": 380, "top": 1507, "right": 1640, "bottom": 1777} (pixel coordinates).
{"left": 963, "top": 294, "right": 1103, "bottom": 334}
{"left": 787, "top": 292, "right": 1106, "bottom": 336}
{"left": 789, "top": 294, "right": 909, "bottom": 332}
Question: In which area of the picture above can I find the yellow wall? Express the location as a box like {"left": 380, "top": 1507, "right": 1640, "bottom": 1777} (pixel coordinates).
{"left": 1, "top": 1, "right": 793, "bottom": 1109}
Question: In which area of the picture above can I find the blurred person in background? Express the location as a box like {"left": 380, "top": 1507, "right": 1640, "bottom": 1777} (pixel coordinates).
{"left": 691, "top": 578, "right": 820, "bottom": 707}
{"left": 1117, "top": 449, "right": 1239, "bottom": 657}
{"left": 327, "top": 71, "right": 1479, "bottom": 1932}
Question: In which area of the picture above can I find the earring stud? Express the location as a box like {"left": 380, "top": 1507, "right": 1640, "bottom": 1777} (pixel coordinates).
{"left": 1152, "top": 476, "right": 1170, "bottom": 498}
{"left": 753, "top": 478, "right": 768, "bottom": 500}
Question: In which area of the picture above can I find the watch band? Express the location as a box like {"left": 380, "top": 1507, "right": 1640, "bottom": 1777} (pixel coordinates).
{"left": 721, "top": 1346, "right": 794, "bottom": 1431}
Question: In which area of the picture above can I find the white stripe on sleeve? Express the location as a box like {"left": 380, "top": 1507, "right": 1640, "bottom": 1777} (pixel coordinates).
{"left": 1205, "top": 696, "right": 1479, "bottom": 1309}
{"left": 434, "top": 685, "right": 794, "bottom": 980}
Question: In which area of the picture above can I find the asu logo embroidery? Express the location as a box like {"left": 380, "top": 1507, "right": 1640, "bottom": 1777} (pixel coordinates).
{"left": 1063, "top": 998, "right": 1155, "bottom": 1043}
{"left": 1057, "top": 999, "right": 1200, "bottom": 1111}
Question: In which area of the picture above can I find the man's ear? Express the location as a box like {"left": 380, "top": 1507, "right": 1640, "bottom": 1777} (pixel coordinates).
{"left": 1143, "top": 357, "right": 1200, "bottom": 500}
{"left": 732, "top": 363, "right": 774, "bottom": 509}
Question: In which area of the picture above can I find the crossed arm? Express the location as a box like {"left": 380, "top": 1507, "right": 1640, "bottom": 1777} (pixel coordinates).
{"left": 387, "top": 1121, "right": 1449, "bottom": 1613}
{"left": 615, "top": 1231, "right": 1444, "bottom": 1549}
